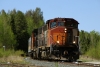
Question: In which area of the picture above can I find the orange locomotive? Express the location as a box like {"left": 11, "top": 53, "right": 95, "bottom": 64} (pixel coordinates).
{"left": 28, "top": 17, "right": 80, "bottom": 61}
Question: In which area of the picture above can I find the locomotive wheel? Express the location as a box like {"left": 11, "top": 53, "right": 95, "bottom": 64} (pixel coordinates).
{"left": 28, "top": 52, "right": 31, "bottom": 58}
{"left": 68, "top": 56, "right": 72, "bottom": 62}
{"left": 31, "top": 52, "right": 33, "bottom": 59}
{"left": 68, "top": 56, "right": 77, "bottom": 62}
{"left": 33, "top": 51, "right": 37, "bottom": 59}
{"left": 37, "top": 48, "right": 41, "bottom": 59}
{"left": 29, "top": 52, "right": 33, "bottom": 59}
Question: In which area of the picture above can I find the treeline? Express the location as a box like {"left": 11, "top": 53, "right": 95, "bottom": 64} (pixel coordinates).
{"left": 80, "top": 30, "right": 100, "bottom": 59}
{"left": 0, "top": 7, "right": 44, "bottom": 52}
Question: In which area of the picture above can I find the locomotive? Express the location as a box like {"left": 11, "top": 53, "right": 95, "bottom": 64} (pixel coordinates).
{"left": 28, "top": 17, "right": 80, "bottom": 61}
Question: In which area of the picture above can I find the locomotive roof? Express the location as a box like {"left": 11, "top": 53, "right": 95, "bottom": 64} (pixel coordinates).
{"left": 46, "top": 17, "right": 79, "bottom": 24}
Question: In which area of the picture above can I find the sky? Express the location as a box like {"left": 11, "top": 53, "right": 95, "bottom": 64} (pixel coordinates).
{"left": 0, "top": 0, "right": 100, "bottom": 32}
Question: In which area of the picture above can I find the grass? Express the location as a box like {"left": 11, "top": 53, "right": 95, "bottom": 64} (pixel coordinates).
{"left": 79, "top": 55, "right": 100, "bottom": 62}
{"left": 79, "top": 44, "right": 100, "bottom": 62}
{"left": 85, "top": 44, "right": 100, "bottom": 60}
{"left": 0, "top": 48, "right": 28, "bottom": 64}
{"left": 55, "top": 62, "right": 58, "bottom": 67}
{"left": 80, "top": 41, "right": 100, "bottom": 61}
{"left": 0, "top": 55, "right": 25, "bottom": 63}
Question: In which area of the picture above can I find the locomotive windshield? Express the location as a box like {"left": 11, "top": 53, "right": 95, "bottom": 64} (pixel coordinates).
{"left": 66, "top": 23, "right": 78, "bottom": 28}
{"left": 50, "top": 22, "right": 57, "bottom": 28}
{"left": 50, "top": 22, "right": 77, "bottom": 28}
{"left": 58, "top": 22, "right": 64, "bottom": 26}
{"left": 64, "top": 19, "right": 78, "bottom": 28}
{"left": 50, "top": 22, "right": 65, "bottom": 28}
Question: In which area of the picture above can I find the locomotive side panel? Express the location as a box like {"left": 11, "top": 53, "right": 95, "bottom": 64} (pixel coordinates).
{"left": 43, "top": 24, "right": 48, "bottom": 46}
{"left": 36, "top": 25, "right": 48, "bottom": 47}
{"left": 31, "top": 31, "right": 38, "bottom": 50}
{"left": 38, "top": 27, "right": 42, "bottom": 47}
{"left": 31, "top": 33, "right": 34, "bottom": 50}
{"left": 28, "top": 30, "right": 37, "bottom": 58}
{"left": 28, "top": 37, "right": 31, "bottom": 53}
{"left": 44, "top": 30, "right": 48, "bottom": 45}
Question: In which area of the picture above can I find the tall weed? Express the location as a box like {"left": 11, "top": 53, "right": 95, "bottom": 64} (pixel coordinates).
{"left": 0, "top": 48, "right": 24, "bottom": 58}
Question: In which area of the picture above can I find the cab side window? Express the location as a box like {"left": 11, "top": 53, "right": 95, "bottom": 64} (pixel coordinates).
{"left": 50, "top": 22, "right": 57, "bottom": 28}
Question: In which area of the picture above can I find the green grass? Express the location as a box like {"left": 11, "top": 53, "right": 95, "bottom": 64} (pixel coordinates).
{"left": 79, "top": 41, "right": 100, "bottom": 61}
{"left": 0, "top": 48, "right": 24, "bottom": 57}
{"left": 85, "top": 41, "right": 100, "bottom": 60}
{"left": 0, "top": 48, "right": 27, "bottom": 63}
{"left": 55, "top": 62, "right": 58, "bottom": 67}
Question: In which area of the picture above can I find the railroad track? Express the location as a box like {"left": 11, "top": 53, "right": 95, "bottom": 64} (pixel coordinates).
{"left": 0, "top": 63, "right": 40, "bottom": 67}
{"left": 29, "top": 58, "right": 100, "bottom": 67}
{"left": 1, "top": 62, "right": 99, "bottom": 67}
{"left": 2, "top": 57, "right": 99, "bottom": 67}
{"left": 61, "top": 61, "right": 100, "bottom": 67}
{"left": 74, "top": 61, "right": 100, "bottom": 67}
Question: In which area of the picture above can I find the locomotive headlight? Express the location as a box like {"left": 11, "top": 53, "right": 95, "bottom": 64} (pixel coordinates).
{"left": 64, "top": 28, "right": 67, "bottom": 33}
{"left": 64, "top": 28, "right": 67, "bottom": 31}
{"left": 65, "top": 31, "right": 67, "bottom": 33}
{"left": 73, "top": 41, "right": 75, "bottom": 44}
{"left": 57, "top": 41, "right": 59, "bottom": 43}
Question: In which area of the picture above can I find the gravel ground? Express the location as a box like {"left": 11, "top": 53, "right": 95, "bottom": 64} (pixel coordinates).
{"left": 1, "top": 57, "right": 99, "bottom": 67}
{"left": 0, "top": 63, "right": 38, "bottom": 67}
{"left": 25, "top": 57, "right": 87, "bottom": 67}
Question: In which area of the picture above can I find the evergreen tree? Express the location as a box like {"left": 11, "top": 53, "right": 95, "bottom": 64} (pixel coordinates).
{"left": 25, "top": 7, "right": 45, "bottom": 35}
{"left": 14, "top": 10, "right": 29, "bottom": 52}
{"left": 0, "top": 10, "right": 16, "bottom": 49}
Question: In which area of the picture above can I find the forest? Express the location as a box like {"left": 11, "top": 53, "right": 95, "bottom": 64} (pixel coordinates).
{"left": 0, "top": 7, "right": 44, "bottom": 52}
{"left": 0, "top": 7, "right": 100, "bottom": 59}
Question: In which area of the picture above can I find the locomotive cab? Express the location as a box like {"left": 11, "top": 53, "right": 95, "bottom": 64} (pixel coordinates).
{"left": 47, "top": 18, "right": 79, "bottom": 47}
{"left": 46, "top": 18, "right": 79, "bottom": 61}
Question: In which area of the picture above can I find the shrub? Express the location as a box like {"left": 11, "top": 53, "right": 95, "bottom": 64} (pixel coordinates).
{"left": 14, "top": 50, "right": 25, "bottom": 56}
{"left": 85, "top": 40, "right": 100, "bottom": 59}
